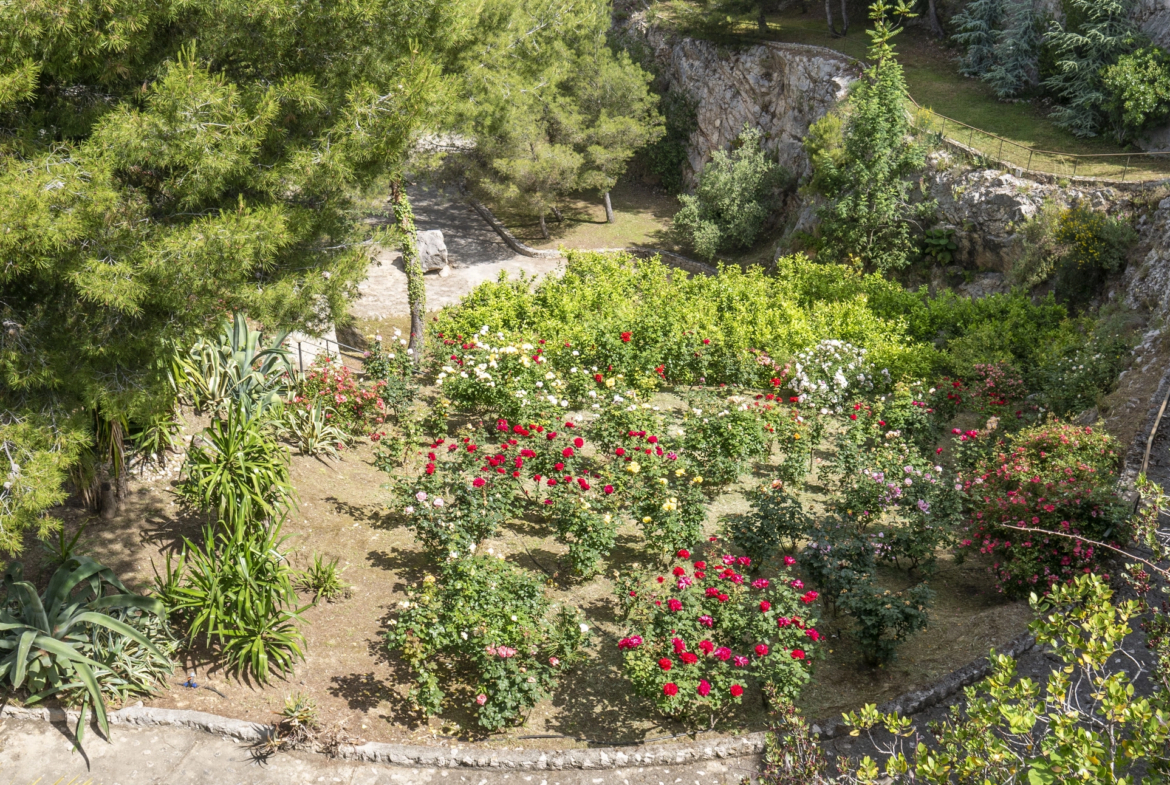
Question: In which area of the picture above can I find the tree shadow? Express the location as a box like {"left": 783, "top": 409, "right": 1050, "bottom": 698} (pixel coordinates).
{"left": 365, "top": 548, "right": 432, "bottom": 591}
{"left": 323, "top": 496, "right": 386, "bottom": 527}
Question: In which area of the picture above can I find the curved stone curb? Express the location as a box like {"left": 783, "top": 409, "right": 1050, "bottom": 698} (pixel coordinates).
{"left": 0, "top": 632, "right": 1034, "bottom": 769}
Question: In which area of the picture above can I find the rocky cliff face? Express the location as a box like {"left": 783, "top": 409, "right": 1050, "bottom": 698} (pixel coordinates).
{"left": 623, "top": 12, "right": 857, "bottom": 186}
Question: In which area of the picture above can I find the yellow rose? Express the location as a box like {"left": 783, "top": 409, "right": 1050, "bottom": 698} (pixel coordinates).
{"left": 626, "top": 462, "right": 640, "bottom": 474}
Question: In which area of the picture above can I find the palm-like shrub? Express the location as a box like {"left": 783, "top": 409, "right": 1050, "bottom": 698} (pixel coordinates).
{"left": 155, "top": 521, "right": 308, "bottom": 683}
{"left": 278, "top": 399, "right": 348, "bottom": 457}
{"left": 173, "top": 312, "right": 292, "bottom": 419}
{"left": 0, "top": 557, "right": 169, "bottom": 744}
{"left": 180, "top": 405, "right": 293, "bottom": 530}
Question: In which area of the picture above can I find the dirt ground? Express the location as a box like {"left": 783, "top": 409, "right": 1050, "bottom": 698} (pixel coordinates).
{"left": 22, "top": 396, "right": 1033, "bottom": 751}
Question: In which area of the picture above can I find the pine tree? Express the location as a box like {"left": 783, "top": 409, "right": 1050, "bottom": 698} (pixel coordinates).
{"left": 952, "top": 0, "right": 1003, "bottom": 78}
{"left": 814, "top": 0, "right": 930, "bottom": 274}
{"left": 984, "top": 0, "right": 1040, "bottom": 99}
{"left": 1044, "top": 0, "right": 1140, "bottom": 137}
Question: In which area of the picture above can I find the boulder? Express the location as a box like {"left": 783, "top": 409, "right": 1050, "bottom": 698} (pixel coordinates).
{"left": 417, "top": 229, "right": 450, "bottom": 276}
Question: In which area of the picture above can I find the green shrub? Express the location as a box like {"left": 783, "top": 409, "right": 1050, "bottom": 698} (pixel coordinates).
{"left": 386, "top": 556, "right": 589, "bottom": 731}
{"left": 155, "top": 521, "right": 308, "bottom": 683}
{"left": 643, "top": 89, "right": 699, "bottom": 195}
{"left": 1052, "top": 206, "right": 1138, "bottom": 306}
{"left": 278, "top": 399, "right": 348, "bottom": 458}
{"left": 179, "top": 406, "right": 293, "bottom": 531}
{"left": 296, "top": 553, "right": 347, "bottom": 602}
{"left": 361, "top": 329, "right": 417, "bottom": 415}
{"left": 724, "top": 482, "right": 811, "bottom": 566}
{"left": 0, "top": 557, "right": 171, "bottom": 745}
{"left": 840, "top": 581, "right": 933, "bottom": 666}
{"left": 295, "top": 358, "right": 389, "bottom": 440}
{"left": 1102, "top": 46, "right": 1170, "bottom": 143}
{"left": 674, "top": 125, "right": 787, "bottom": 260}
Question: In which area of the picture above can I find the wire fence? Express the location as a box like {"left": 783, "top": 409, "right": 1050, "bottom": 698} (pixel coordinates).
{"left": 284, "top": 335, "right": 368, "bottom": 376}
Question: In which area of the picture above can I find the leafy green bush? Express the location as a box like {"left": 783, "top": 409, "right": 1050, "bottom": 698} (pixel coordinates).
{"left": 296, "top": 553, "right": 347, "bottom": 602}
{"left": 179, "top": 406, "right": 293, "bottom": 531}
{"left": 615, "top": 545, "right": 820, "bottom": 719}
{"left": 1052, "top": 206, "right": 1138, "bottom": 306}
{"left": 0, "top": 557, "right": 170, "bottom": 745}
{"left": 839, "top": 581, "right": 933, "bottom": 666}
{"left": 673, "top": 125, "right": 787, "bottom": 260}
{"left": 386, "top": 556, "right": 589, "bottom": 731}
{"left": 155, "top": 522, "right": 308, "bottom": 683}
{"left": 643, "top": 89, "right": 699, "bottom": 195}
{"left": 1102, "top": 46, "right": 1170, "bottom": 143}
{"left": 724, "top": 481, "right": 811, "bottom": 566}
{"left": 842, "top": 574, "right": 1170, "bottom": 784}
{"left": 362, "top": 329, "right": 418, "bottom": 415}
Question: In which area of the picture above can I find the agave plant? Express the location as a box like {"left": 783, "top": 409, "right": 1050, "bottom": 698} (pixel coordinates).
{"left": 172, "top": 312, "right": 292, "bottom": 419}
{"left": 278, "top": 400, "right": 348, "bottom": 457}
{"left": 0, "top": 557, "right": 168, "bottom": 745}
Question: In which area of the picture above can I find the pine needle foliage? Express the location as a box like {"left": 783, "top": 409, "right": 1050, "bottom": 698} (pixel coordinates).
{"left": 1043, "top": 0, "right": 1140, "bottom": 138}
{"left": 952, "top": 0, "right": 1003, "bottom": 78}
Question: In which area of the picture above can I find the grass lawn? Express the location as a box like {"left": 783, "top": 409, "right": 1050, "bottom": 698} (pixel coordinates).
{"left": 646, "top": 1, "right": 1170, "bottom": 182}
{"left": 484, "top": 179, "right": 784, "bottom": 269}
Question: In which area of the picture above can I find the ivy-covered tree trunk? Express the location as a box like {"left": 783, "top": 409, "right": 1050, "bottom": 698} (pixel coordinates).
{"left": 391, "top": 183, "right": 426, "bottom": 364}
{"left": 603, "top": 191, "right": 615, "bottom": 223}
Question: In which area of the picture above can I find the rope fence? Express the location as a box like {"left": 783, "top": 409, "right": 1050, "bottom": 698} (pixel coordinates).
{"left": 908, "top": 102, "right": 1170, "bottom": 185}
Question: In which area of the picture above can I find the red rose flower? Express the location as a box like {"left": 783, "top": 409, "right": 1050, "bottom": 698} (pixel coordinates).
{"left": 604, "top": 485, "right": 614, "bottom": 494}
{"left": 472, "top": 477, "right": 486, "bottom": 488}
{"left": 663, "top": 682, "right": 678, "bottom": 696}
{"left": 759, "top": 601, "right": 771, "bottom": 612}
{"left": 729, "top": 684, "right": 743, "bottom": 697}
{"left": 698, "top": 640, "right": 714, "bottom": 654}
{"left": 755, "top": 644, "right": 769, "bottom": 657}
{"left": 791, "top": 649, "right": 806, "bottom": 660}
{"left": 697, "top": 679, "right": 711, "bottom": 697}
{"left": 621, "top": 332, "right": 632, "bottom": 343}
{"left": 658, "top": 658, "right": 672, "bottom": 671}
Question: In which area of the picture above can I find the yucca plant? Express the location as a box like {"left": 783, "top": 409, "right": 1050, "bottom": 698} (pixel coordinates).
{"left": 180, "top": 405, "right": 293, "bottom": 531}
{"left": 155, "top": 520, "right": 308, "bottom": 684}
{"left": 295, "top": 553, "right": 347, "bottom": 601}
{"left": 278, "top": 401, "right": 348, "bottom": 457}
{"left": 0, "top": 557, "right": 168, "bottom": 746}
{"left": 172, "top": 312, "right": 292, "bottom": 419}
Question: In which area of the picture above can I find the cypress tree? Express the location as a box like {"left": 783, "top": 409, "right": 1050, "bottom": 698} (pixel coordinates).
{"left": 985, "top": 0, "right": 1040, "bottom": 99}
{"left": 1044, "top": 0, "right": 1140, "bottom": 137}
{"left": 952, "top": 0, "right": 1004, "bottom": 78}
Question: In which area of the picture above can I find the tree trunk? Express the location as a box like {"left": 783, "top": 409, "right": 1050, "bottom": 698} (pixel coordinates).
{"left": 757, "top": 3, "right": 768, "bottom": 33}
{"left": 551, "top": 205, "right": 564, "bottom": 222}
{"left": 839, "top": 0, "right": 848, "bottom": 35}
{"left": 927, "top": 0, "right": 944, "bottom": 38}
{"left": 825, "top": 0, "right": 835, "bottom": 35}
{"left": 391, "top": 181, "right": 425, "bottom": 364}
{"left": 603, "top": 190, "right": 615, "bottom": 223}
{"left": 539, "top": 212, "right": 549, "bottom": 239}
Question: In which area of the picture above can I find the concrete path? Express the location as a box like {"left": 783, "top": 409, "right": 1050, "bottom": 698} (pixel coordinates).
{"left": 0, "top": 719, "right": 757, "bottom": 785}
{"left": 353, "top": 187, "right": 562, "bottom": 321}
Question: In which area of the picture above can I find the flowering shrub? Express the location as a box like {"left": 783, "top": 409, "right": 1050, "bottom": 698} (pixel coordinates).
{"left": 679, "top": 392, "right": 777, "bottom": 486}
{"left": 435, "top": 329, "right": 576, "bottom": 424}
{"left": 959, "top": 422, "right": 1128, "bottom": 598}
{"left": 615, "top": 545, "right": 819, "bottom": 719}
{"left": 394, "top": 436, "right": 517, "bottom": 560}
{"left": 295, "top": 358, "right": 387, "bottom": 440}
{"left": 792, "top": 340, "right": 888, "bottom": 414}
{"left": 615, "top": 429, "right": 711, "bottom": 557}
{"left": 362, "top": 329, "right": 416, "bottom": 414}
{"left": 386, "top": 557, "right": 589, "bottom": 730}
{"left": 723, "top": 481, "right": 811, "bottom": 567}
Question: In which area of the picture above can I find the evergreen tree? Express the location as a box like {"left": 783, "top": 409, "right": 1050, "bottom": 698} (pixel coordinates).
{"left": 570, "top": 47, "right": 664, "bottom": 223}
{"left": 952, "top": 0, "right": 1003, "bottom": 78}
{"left": 0, "top": 0, "right": 465, "bottom": 538}
{"left": 1043, "top": 0, "right": 1140, "bottom": 138}
{"left": 813, "top": 0, "right": 930, "bottom": 274}
{"left": 985, "top": 0, "right": 1040, "bottom": 99}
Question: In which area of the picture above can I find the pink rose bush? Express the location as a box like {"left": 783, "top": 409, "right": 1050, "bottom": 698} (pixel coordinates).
{"left": 386, "top": 556, "right": 589, "bottom": 731}
{"left": 614, "top": 541, "right": 819, "bottom": 718}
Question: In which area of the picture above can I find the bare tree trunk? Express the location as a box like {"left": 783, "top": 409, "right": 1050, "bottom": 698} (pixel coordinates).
{"left": 927, "top": 0, "right": 944, "bottom": 38}
{"left": 825, "top": 0, "right": 835, "bottom": 35}
{"left": 390, "top": 181, "right": 425, "bottom": 363}
{"left": 539, "top": 212, "right": 549, "bottom": 239}
{"left": 758, "top": 2, "right": 768, "bottom": 33}
{"left": 551, "top": 205, "right": 564, "bottom": 222}
{"left": 603, "top": 191, "right": 615, "bottom": 223}
{"left": 839, "top": 0, "right": 848, "bottom": 35}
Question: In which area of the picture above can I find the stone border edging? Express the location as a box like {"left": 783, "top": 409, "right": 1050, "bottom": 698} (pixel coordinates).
{"left": 0, "top": 633, "right": 1033, "bottom": 769}
{"left": 462, "top": 194, "right": 561, "bottom": 259}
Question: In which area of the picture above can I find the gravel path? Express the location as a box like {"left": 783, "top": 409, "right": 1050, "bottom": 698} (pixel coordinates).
{"left": 0, "top": 719, "right": 758, "bottom": 785}
{"left": 351, "top": 186, "right": 562, "bottom": 321}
